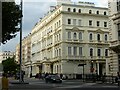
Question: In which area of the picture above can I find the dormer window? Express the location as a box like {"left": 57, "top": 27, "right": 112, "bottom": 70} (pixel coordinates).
{"left": 73, "top": 8, "right": 76, "bottom": 12}
{"left": 78, "top": 9, "right": 81, "bottom": 13}
{"left": 89, "top": 10, "right": 92, "bottom": 14}
{"left": 104, "top": 11, "right": 106, "bottom": 15}
{"left": 97, "top": 11, "right": 99, "bottom": 14}
{"left": 68, "top": 8, "right": 71, "bottom": 12}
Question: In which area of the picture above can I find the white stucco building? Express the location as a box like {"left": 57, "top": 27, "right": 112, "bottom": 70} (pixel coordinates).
{"left": 15, "top": 33, "right": 31, "bottom": 77}
{"left": 30, "top": 1, "right": 110, "bottom": 78}
{"left": 109, "top": 0, "right": 120, "bottom": 76}
{"left": 0, "top": 51, "right": 15, "bottom": 63}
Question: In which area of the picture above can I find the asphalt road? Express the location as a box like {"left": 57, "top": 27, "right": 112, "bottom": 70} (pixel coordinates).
{"left": 8, "top": 78, "right": 119, "bottom": 90}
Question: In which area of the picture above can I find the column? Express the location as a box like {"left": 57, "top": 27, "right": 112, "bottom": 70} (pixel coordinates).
{"left": 97, "top": 63, "right": 99, "bottom": 75}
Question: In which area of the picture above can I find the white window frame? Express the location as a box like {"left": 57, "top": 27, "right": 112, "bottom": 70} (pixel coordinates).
{"left": 79, "top": 32, "right": 82, "bottom": 40}
{"left": 68, "top": 32, "right": 71, "bottom": 40}
{"left": 73, "top": 46, "right": 77, "bottom": 56}
{"left": 68, "top": 47, "right": 72, "bottom": 56}
{"left": 79, "top": 47, "right": 82, "bottom": 56}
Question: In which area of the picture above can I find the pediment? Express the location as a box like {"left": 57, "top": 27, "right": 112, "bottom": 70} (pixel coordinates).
{"left": 72, "top": 27, "right": 79, "bottom": 31}
{"left": 95, "top": 29, "right": 104, "bottom": 33}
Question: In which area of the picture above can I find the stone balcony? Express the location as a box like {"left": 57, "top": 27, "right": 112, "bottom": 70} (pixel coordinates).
{"left": 110, "top": 40, "right": 120, "bottom": 53}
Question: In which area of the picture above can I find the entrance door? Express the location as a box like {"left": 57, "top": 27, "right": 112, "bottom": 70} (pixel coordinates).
{"left": 51, "top": 64, "right": 53, "bottom": 74}
{"left": 39, "top": 65, "right": 42, "bottom": 73}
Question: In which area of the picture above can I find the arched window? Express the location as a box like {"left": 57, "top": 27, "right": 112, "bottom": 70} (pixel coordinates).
{"left": 105, "top": 34, "right": 107, "bottom": 41}
{"left": 89, "top": 10, "right": 92, "bottom": 14}
{"left": 79, "top": 32, "right": 82, "bottom": 40}
{"left": 73, "top": 8, "right": 76, "bottom": 12}
{"left": 105, "top": 49, "right": 108, "bottom": 56}
{"left": 104, "top": 11, "right": 106, "bottom": 15}
{"left": 79, "top": 9, "right": 81, "bottom": 13}
{"left": 97, "top": 49, "right": 101, "bottom": 56}
{"left": 89, "top": 33, "right": 93, "bottom": 41}
{"left": 90, "top": 48, "right": 93, "bottom": 57}
{"left": 68, "top": 8, "right": 71, "bottom": 12}
{"left": 68, "top": 32, "right": 71, "bottom": 40}
{"left": 55, "top": 49, "right": 57, "bottom": 57}
{"left": 73, "top": 32, "right": 77, "bottom": 39}
{"left": 97, "top": 11, "right": 99, "bottom": 14}
{"left": 59, "top": 48, "right": 61, "bottom": 56}
{"left": 97, "top": 34, "right": 100, "bottom": 41}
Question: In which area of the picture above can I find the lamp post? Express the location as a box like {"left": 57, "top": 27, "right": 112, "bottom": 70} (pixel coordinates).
{"left": 30, "top": 61, "right": 32, "bottom": 78}
{"left": 19, "top": 0, "right": 23, "bottom": 83}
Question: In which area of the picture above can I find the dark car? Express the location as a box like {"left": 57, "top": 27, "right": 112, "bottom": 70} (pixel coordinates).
{"left": 45, "top": 75, "right": 62, "bottom": 83}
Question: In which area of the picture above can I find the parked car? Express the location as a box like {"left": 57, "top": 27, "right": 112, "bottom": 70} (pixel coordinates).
{"left": 45, "top": 74, "right": 62, "bottom": 83}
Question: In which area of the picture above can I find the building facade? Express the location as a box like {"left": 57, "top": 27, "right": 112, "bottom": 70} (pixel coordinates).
{"left": 109, "top": 0, "right": 120, "bottom": 76}
{"left": 0, "top": 51, "right": 15, "bottom": 63}
{"left": 15, "top": 34, "right": 31, "bottom": 77}
{"left": 30, "top": 1, "right": 110, "bottom": 78}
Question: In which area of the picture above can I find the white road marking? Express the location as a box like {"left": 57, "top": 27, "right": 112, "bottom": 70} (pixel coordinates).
{"left": 57, "top": 83, "right": 96, "bottom": 88}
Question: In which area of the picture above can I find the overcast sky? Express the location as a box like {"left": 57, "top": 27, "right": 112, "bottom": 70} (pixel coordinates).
{"left": 1, "top": 0, "right": 108, "bottom": 52}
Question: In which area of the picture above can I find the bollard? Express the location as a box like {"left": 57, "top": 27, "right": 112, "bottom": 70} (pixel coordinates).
{"left": 2, "top": 73, "right": 9, "bottom": 90}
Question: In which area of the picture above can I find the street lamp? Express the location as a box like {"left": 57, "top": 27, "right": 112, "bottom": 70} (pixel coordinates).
{"left": 19, "top": 0, "right": 23, "bottom": 83}
{"left": 30, "top": 61, "right": 32, "bottom": 78}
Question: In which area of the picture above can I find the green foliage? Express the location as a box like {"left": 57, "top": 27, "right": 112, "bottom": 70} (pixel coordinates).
{"left": 2, "top": 57, "right": 19, "bottom": 74}
{"left": 2, "top": 1, "right": 22, "bottom": 44}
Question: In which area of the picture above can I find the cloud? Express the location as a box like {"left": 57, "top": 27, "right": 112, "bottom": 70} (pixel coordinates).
{"left": 1, "top": 1, "right": 56, "bottom": 51}
{"left": 23, "top": 2, "right": 56, "bottom": 30}
{"left": 95, "top": 0, "right": 108, "bottom": 7}
{"left": 2, "top": 0, "right": 108, "bottom": 51}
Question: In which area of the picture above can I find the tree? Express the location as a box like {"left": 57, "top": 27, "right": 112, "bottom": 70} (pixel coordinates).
{"left": 2, "top": 57, "right": 19, "bottom": 74}
{"left": 2, "top": 1, "right": 22, "bottom": 44}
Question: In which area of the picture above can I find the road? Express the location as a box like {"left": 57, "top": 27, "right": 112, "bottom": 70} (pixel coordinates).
{"left": 8, "top": 78, "right": 119, "bottom": 90}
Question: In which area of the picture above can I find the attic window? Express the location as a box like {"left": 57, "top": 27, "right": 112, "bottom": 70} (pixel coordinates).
{"left": 68, "top": 8, "right": 71, "bottom": 12}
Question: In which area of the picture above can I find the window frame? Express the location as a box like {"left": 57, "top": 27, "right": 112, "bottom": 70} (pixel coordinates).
{"left": 73, "top": 19, "right": 77, "bottom": 25}
{"left": 97, "top": 21, "right": 100, "bottom": 26}
{"left": 73, "top": 32, "right": 77, "bottom": 40}
{"left": 89, "top": 33, "right": 93, "bottom": 41}
{"left": 105, "top": 49, "right": 108, "bottom": 57}
{"left": 97, "top": 34, "right": 100, "bottom": 41}
{"left": 79, "top": 32, "right": 82, "bottom": 40}
{"left": 78, "top": 9, "right": 81, "bottom": 13}
{"left": 105, "top": 34, "right": 108, "bottom": 41}
{"left": 89, "top": 10, "right": 92, "bottom": 14}
{"left": 79, "top": 47, "right": 82, "bottom": 56}
{"left": 73, "top": 46, "right": 77, "bottom": 56}
{"left": 104, "top": 11, "right": 107, "bottom": 15}
{"left": 68, "top": 19, "right": 71, "bottom": 24}
{"left": 96, "top": 11, "right": 99, "bottom": 14}
{"left": 68, "top": 8, "right": 71, "bottom": 12}
{"left": 68, "top": 47, "right": 72, "bottom": 56}
{"left": 104, "top": 22, "right": 107, "bottom": 27}
{"left": 73, "top": 8, "right": 76, "bottom": 12}
{"left": 97, "top": 49, "right": 101, "bottom": 57}
{"left": 90, "top": 48, "right": 93, "bottom": 57}
{"left": 89, "top": 20, "right": 92, "bottom": 26}
{"left": 68, "top": 32, "right": 71, "bottom": 40}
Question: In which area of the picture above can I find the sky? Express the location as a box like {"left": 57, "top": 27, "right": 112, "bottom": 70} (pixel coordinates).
{"left": 1, "top": 0, "right": 108, "bottom": 52}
